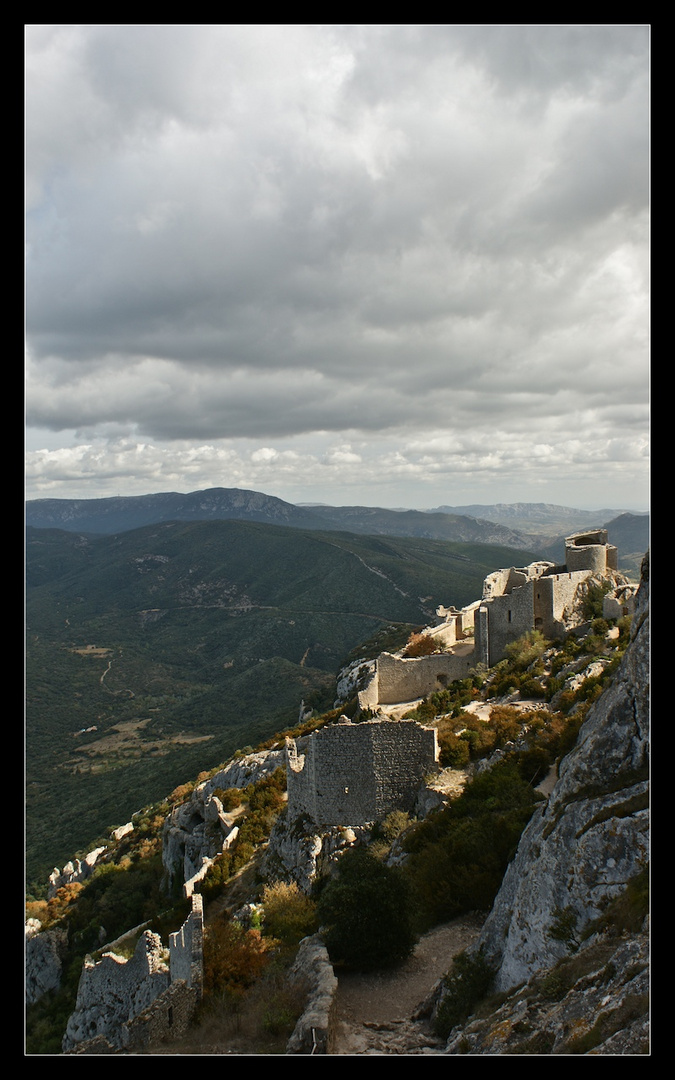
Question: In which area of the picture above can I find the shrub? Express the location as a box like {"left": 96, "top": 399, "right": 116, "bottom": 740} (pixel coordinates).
{"left": 403, "top": 763, "right": 540, "bottom": 927}
{"left": 316, "top": 849, "right": 417, "bottom": 970}
{"left": 261, "top": 881, "right": 318, "bottom": 948}
{"left": 547, "top": 906, "right": 581, "bottom": 953}
{"left": 203, "top": 918, "right": 275, "bottom": 997}
{"left": 379, "top": 810, "right": 411, "bottom": 843}
{"left": 582, "top": 580, "right": 613, "bottom": 620}
{"left": 489, "top": 705, "right": 523, "bottom": 746}
{"left": 438, "top": 731, "right": 471, "bottom": 769}
{"left": 404, "top": 632, "right": 440, "bottom": 657}
{"left": 517, "top": 746, "right": 552, "bottom": 787}
{"left": 433, "top": 948, "right": 496, "bottom": 1038}
{"left": 213, "top": 787, "right": 243, "bottom": 811}
{"left": 503, "top": 631, "right": 548, "bottom": 671}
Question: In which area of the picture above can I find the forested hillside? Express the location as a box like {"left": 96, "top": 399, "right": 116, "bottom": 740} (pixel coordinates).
{"left": 26, "top": 519, "right": 533, "bottom": 882}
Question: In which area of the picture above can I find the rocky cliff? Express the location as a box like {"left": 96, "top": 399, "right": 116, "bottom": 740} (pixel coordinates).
{"left": 422, "top": 553, "right": 650, "bottom": 1054}
{"left": 474, "top": 553, "right": 649, "bottom": 993}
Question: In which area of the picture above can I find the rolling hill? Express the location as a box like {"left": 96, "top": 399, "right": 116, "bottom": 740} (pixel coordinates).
{"left": 26, "top": 518, "right": 536, "bottom": 882}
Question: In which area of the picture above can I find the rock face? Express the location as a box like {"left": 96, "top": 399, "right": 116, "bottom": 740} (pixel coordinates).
{"left": 162, "top": 749, "right": 285, "bottom": 893}
{"left": 25, "top": 923, "right": 69, "bottom": 1005}
{"left": 444, "top": 920, "right": 649, "bottom": 1055}
{"left": 474, "top": 553, "right": 649, "bottom": 994}
{"left": 48, "top": 847, "right": 107, "bottom": 897}
{"left": 262, "top": 816, "right": 367, "bottom": 894}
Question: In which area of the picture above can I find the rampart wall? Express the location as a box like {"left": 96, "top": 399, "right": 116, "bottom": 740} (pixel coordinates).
{"left": 366, "top": 649, "right": 476, "bottom": 707}
{"left": 63, "top": 895, "right": 203, "bottom": 1053}
{"left": 169, "top": 893, "right": 203, "bottom": 998}
{"left": 286, "top": 719, "right": 438, "bottom": 827}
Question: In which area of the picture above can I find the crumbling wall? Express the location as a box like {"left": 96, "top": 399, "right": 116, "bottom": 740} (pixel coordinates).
{"left": 169, "top": 893, "right": 203, "bottom": 999}
{"left": 285, "top": 935, "right": 338, "bottom": 1054}
{"left": 357, "top": 646, "right": 475, "bottom": 709}
{"left": 63, "top": 895, "right": 204, "bottom": 1053}
{"left": 375, "top": 650, "right": 476, "bottom": 704}
{"left": 286, "top": 719, "right": 437, "bottom": 827}
{"left": 122, "top": 980, "right": 200, "bottom": 1051}
{"left": 62, "top": 931, "right": 170, "bottom": 1051}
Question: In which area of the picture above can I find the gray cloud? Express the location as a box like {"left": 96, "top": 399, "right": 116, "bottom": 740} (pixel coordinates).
{"left": 25, "top": 24, "right": 649, "bottom": 509}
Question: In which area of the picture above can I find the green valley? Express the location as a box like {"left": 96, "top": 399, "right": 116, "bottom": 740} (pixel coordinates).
{"left": 26, "top": 518, "right": 536, "bottom": 883}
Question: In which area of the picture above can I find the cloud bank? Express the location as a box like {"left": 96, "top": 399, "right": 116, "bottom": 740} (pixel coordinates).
{"left": 25, "top": 24, "right": 649, "bottom": 509}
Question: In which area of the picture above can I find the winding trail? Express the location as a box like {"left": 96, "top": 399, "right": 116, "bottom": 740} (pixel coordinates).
{"left": 332, "top": 913, "right": 484, "bottom": 1054}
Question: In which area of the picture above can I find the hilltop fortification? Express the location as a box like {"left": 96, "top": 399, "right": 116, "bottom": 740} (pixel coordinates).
{"left": 286, "top": 717, "right": 438, "bottom": 827}
{"left": 358, "top": 529, "right": 635, "bottom": 710}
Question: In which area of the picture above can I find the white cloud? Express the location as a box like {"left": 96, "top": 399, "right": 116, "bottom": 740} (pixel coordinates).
{"left": 25, "top": 24, "right": 649, "bottom": 511}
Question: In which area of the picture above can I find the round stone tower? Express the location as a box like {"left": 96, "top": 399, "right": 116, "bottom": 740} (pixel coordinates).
{"left": 565, "top": 529, "right": 618, "bottom": 573}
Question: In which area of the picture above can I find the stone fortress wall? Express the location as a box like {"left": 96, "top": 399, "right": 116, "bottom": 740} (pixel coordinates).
{"left": 358, "top": 530, "right": 635, "bottom": 709}
{"left": 286, "top": 718, "right": 438, "bottom": 827}
{"left": 360, "top": 648, "right": 476, "bottom": 708}
{"left": 62, "top": 894, "right": 203, "bottom": 1053}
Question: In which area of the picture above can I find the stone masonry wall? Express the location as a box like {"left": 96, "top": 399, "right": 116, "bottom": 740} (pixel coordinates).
{"left": 63, "top": 895, "right": 203, "bottom": 1053}
{"left": 122, "top": 980, "right": 200, "bottom": 1051}
{"left": 62, "top": 931, "right": 170, "bottom": 1051}
{"left": 374, "top": 650, "right": 476, "bottom": 705}
{"left": 286, "top": 719, "right": 437, "bottom": 827}
{"left": 169, "top": 893, "right": 203, "bottom": 999}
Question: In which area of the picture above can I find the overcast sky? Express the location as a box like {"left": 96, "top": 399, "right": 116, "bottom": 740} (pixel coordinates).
{"left": 25, "top": 24, "right": 649, "bottom": 510}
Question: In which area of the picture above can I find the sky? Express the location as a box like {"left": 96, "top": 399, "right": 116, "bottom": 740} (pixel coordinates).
{"left": 25, "top": 24, "right": 650, "bottom": 511}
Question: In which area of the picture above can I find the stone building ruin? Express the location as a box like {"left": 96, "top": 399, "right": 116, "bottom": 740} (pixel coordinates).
{"left": 62, "top": 894, "right": 203, "bottom": 1053}
{"left": 358, "top": 530, "right": 636, "bottom": 710}
{"left": 286, "top": 717, "right": 438, "bottom": 827}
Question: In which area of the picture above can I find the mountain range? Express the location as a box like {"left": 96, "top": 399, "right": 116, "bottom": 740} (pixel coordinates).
{"left": 25, "top": 488, "right": 648, "bottom": 879}
{"left": 25, "top": 517, "right": 536, "bottom": 881}
{"left": 26, "top": 488, "right": 648, "bottom": 571}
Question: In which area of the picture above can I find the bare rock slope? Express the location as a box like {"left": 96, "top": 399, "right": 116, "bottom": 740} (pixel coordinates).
{"left": 475, "top": 553, "right": 649, "bottom": 994}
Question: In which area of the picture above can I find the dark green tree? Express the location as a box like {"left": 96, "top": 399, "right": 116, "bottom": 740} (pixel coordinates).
{"left": 316, "top": 849, "right": 417, "bottom": 970}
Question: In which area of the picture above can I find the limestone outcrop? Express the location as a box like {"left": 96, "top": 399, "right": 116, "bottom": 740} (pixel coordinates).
{"left": 48, "top": 846, "right": 107, "bottom": 898}
{"left": 162, "top": 748, "right": 285, "bottom": 894}
{"left": 262, "top": 817, "right": 368, "bottom": 893}
{"left": 25, "top": 923, "right": 69, "bottom": 1005}
{"left": 465, "top": 553, "right": 649, "bottom": 995}
{"left": 442, "top": 919, "right": 649, "bottom": 1055}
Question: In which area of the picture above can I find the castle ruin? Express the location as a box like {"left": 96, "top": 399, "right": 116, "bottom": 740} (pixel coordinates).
{"left": 358, "top": 529, "right": 635, "bottom": 710}
{"left": 62, "top": 894, "right": 203, "bottom": 1053}
{"left": 286, "top": 717, "right": 438, "bottom": 827}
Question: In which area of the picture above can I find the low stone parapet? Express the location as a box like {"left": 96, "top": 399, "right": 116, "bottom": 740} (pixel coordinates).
{"left": 285, "top": 935, "right": 338, "bottom": 1054}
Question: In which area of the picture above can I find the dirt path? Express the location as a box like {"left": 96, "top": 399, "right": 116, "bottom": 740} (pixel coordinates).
{"left": 332, "top": 913, "right": 484, "bottom": 1054}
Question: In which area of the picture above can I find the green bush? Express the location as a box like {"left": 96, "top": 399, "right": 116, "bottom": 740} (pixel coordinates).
{"left": 403, "top": 763, "right": 540, "bottom": 927}
{"left": 316, "top": 849, "right": 417, "bottom": 970}
{"left": 434, "top": 948, "right": 496, "bottom": 1038}
{"left": 503, "top": 631, "right": 548, "bottom": 671}
{"left": 438, "top": 731, "right": 471, "bottom": 768}
{"left": 213, "top": 787, "right": 243, "bottom": 811}
{"left": 582, "top": 581, "right": 613, "bottom": 620}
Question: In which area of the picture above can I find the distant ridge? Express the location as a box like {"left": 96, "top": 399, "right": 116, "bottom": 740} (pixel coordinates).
{"left": 25, "top": 487, "right": 325, "bottom": 534}
{"left": 26, "top": 488, "right": 536, "bottom": 549}
{"left": 428, "top": 501, "right": 645, "bottom": 535}
{"left": 25, "top": 487, "right": 649, "bottom": 573}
